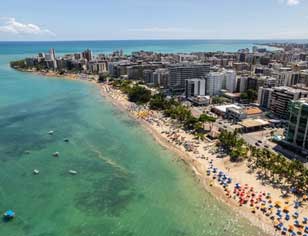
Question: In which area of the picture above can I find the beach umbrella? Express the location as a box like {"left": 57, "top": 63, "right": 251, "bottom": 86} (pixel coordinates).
{"left": 305, "top": 226, "right": 308, "bottom": 233}
{"left": 283, "top": 206, "right": 290, "bottom": 213}
{"left": 290, "top": 231, "right": 297, "bottom": 236}
{"left": 274, "top": 220, "right": 279, "bottom": 226}
{"left": 277, "top": 223, "right": 283, "bottom": 230}
{"left": 275, "top": 201, "right": 282, "bottom": 208}
{"left": 294, "top": 201, "right": 301, "bottom": 209}
{"left": 303, "top": 217, "right": 308, "bottom": 224}
{"left": 294, "top": 220, "right": 300, "bottom": 226}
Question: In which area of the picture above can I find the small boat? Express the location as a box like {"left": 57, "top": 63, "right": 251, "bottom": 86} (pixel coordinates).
{"left": 48, "top": 130, "right": 54, "bottom": 135}
{"left": 53, "top": 152, "right": 59, "bottom": 157}
{"left": 64, "top": 138, "right": 69, "bottom": 143}
{"left": 69, "top": 170, "right": 78, "bottom": 175}
{"left": 3, "top": 210, "right": 15, "bottom": 220}
{"left": 33, "top": 169, "right": 40, "bottom": 175}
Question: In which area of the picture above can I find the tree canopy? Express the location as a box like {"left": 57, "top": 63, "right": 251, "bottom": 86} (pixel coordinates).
{"left": 240, "top": 89, "right": 257, "bottom": 103}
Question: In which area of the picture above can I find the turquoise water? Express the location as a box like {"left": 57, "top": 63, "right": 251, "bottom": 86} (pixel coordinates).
{"left": 0, "top": 39, "right": 295, "bottom": 55}
{"left": 0, "top": 41, "right": 264, "bottom": 236}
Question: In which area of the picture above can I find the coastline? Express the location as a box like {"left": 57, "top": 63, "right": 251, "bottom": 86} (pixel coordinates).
{"left": 12, "top": 67, "right": 81, "bottom": 80}
{"left": 13, "top": 68, "right": 308, "bottom": 236}
{"left": 98, "top": 83, "right": 276, "bottom": 236}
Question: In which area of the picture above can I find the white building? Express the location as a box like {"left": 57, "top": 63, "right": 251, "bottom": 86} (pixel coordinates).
{"left": 206, "top": 72, "right": 224, "bottom": 96}
{"left": 225, "top": 70, "right": 237, "bottom": 93}
{"left": 185, "top": 78, "right": 206, "bottom": 97}
{"left": 239, "top": 76, "right": 248, "bottom": 93}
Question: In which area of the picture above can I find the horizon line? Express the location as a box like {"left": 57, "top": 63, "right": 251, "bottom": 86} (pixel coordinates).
{"left": 1, "top": 38, "right": 308, "bottom": 43}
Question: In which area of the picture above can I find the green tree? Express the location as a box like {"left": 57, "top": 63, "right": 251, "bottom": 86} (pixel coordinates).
{"left": 240, "top": 89, "right": 257, "bottom": 103}
{"left": 199, "top": 114, "right": 216, "bottom": 123}
{"left": 127, "top": 85, "right": 151, "bottom": 104}
{"left": 149, "top": 93, "right": 167, "bottom": 110}
{"left": 212, "top": 96, "right": 228, "bottom": 105}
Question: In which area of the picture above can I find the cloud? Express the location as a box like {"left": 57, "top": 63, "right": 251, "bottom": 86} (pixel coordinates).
{"left": 282, "top": 0, "right": 301, "bottom": 5}
{"left": 0, "top": 17, "right": 55, "bottom": 36}
{"left": 128, "top": 27, "right": 211, "bottom": 34}
{"left": 287, "top": 0, "right": 300, "bottom": 5}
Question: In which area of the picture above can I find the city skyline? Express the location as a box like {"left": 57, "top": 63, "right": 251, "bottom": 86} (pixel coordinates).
{"left": 1, "top": 0, "right": 308, "bottom": 41}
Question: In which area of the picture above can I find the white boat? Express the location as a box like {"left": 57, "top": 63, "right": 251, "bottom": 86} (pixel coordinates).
{"left": 53, "top": 152, "right": 60, "bottom": 157}
{"left": 48, "top": 130, "right": 54, "bottom": 135}
{"left": 69, "top": 170, "right": 78, "bottom": 175}
{"left": 33, "top": 169, "right": 40, "bottom": 175}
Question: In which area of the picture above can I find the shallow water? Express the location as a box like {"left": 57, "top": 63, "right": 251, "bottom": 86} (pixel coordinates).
{"left": 0, "top": 41, "right": 264, "bottom": 236}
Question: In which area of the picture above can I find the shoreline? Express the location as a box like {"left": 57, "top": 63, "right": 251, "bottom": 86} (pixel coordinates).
{"left": 12, "top": 67, "right": 82, "bottom": 80}
{"left": 98, "top": 83, "right": 276, "bottom": 236}
{"left": 13, "top": 68, "right": 308, "bottom": 236}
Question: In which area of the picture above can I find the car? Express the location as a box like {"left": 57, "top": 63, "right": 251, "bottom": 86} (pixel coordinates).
{"left": 264, "top": 145, "right": 269, "bottom": 148}
{"left": 258, "top": 140, "right": 262, "bottom": 143}
{"left": 255, "top": 142, "right": 260, "bottom": 146}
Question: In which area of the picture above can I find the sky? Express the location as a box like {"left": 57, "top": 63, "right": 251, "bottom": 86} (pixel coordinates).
{"left": 0, "top": 0, "right": 308, "bottom": 41}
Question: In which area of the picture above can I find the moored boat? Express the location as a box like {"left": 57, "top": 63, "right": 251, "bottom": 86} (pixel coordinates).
{"left": 53, "top": 152, "right": 59, "bottom": 157}
{"left": 69, "top": 170, "right": 78, "bottom": 175}
{"left": 3, "top": 210, "right": 15, "bottom": 220}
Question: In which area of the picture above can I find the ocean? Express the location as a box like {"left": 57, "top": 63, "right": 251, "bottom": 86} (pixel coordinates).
{"left": 0, "top": 40, "right": 266, "bottom": 236}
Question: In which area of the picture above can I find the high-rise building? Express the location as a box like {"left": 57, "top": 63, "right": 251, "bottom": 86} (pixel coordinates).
{"left": 153, "top": 68, "right": 169, "bottom": 88}
{"left": 143, "top": 69, "right": 154, "bottom": 84}
{"left": 272, "top": 68, "right": 293, "bottom": 86}
{"left": 49, "top": 48, "right": 56, "bottom": 61}
{"left": 257, "top": 87, "right": 273, "bottom": 109}
{"left": 82, "top": 49, "right": 93, "bottom": 61}
{"left": 286, "top": 99, "right": 308, "bottom": 149}
{"left": 168, "top": 63, "right": 210, "bottom": 93}
{"left": 185, "top": 78, "right": 206, "bottom": 98}
{"left": 269, "top": 87, "right": 308, "bottom": 119}
{"left": 225, "top": 70, "right": 237, "bottom": 93}
{"left": 206, "top": 72, "right": 224, "bottom": 96}
{"left": 44, "top": 48, "right": 57, "bottom": 69}
{"left": 239, "top": 76, "right": 248, "bottom": 93}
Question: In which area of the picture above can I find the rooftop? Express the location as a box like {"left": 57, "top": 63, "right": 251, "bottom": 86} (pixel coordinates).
{"left": 213, "top": 104, "right": 242, "bottom": 113}
{"left": 240, "top": 119, "right": 269, "bottom": 128}
{"left": 244, "top": 107, "right": 263, "bottom": 116}
{"left": 224, "top": 92, "right": 241, "bottom": 98}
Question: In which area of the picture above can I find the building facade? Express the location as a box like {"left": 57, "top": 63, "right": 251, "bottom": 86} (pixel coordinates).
{"left": 269, "top": 87, "right": 308, "bottom": 119}
{"left": 258, "top": 87, "right": 273, "bottom": 109}
{"left": 225, "top": 70, "right": 237, "bottom": 93}
{"left": 286, "top": 99, "right": 308, "bottom": 149}
{"left": 206, "top": 72, "right": 224, "bottom": 96}
{"left": 168, "top": 63, "right": 210, "bottom": 94}
{"left": 185, "top": 78, "right": 206, "bottom": 97}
